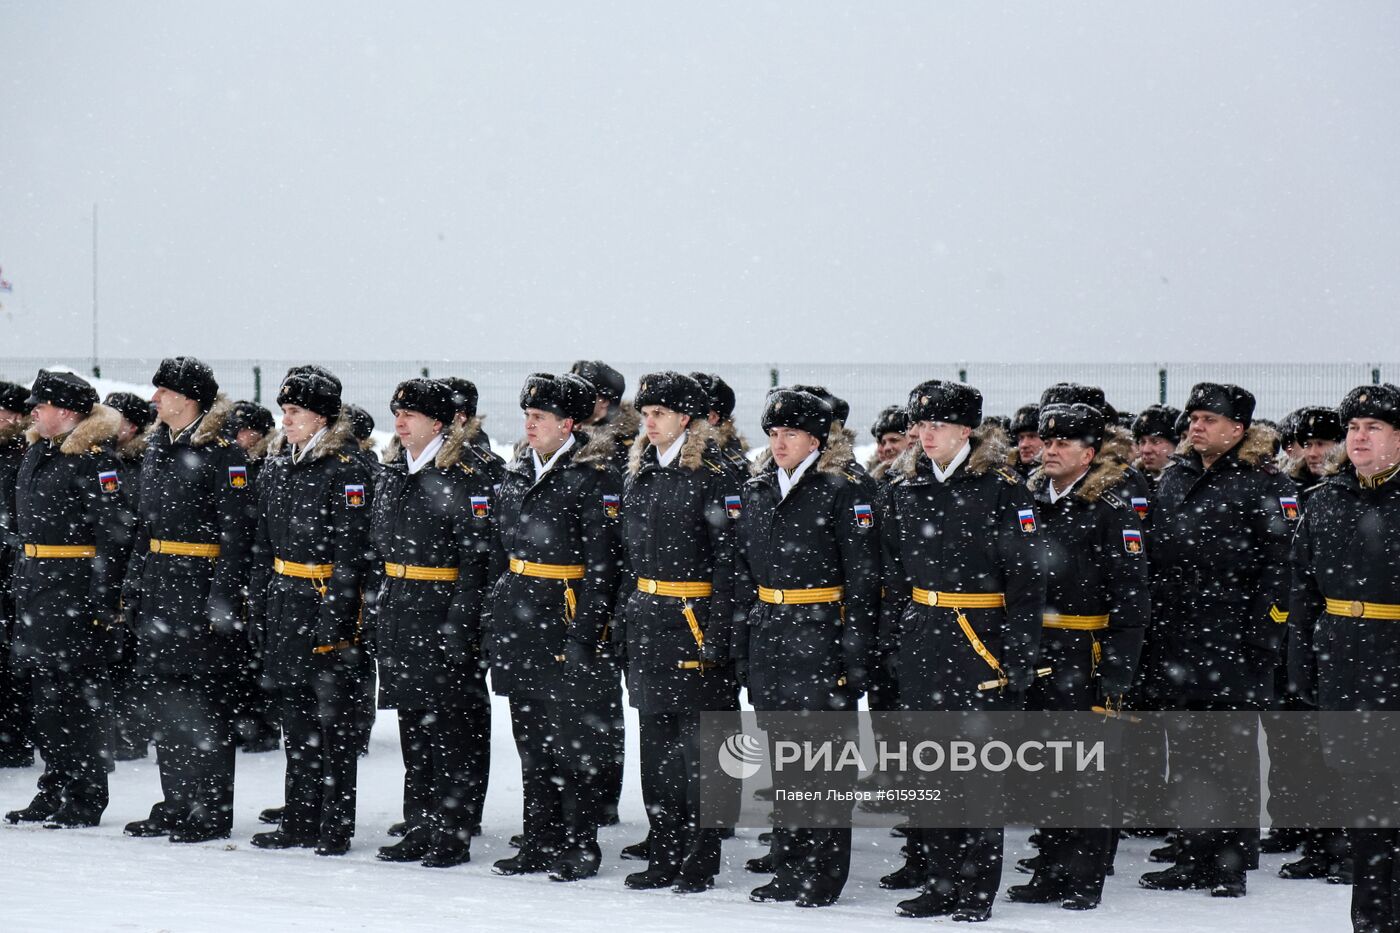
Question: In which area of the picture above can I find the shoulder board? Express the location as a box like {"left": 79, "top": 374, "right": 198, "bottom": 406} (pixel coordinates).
{"left": 843, "top": 470, "right": 861, "bottom": 484}
{"left": 1100, "top": 490, "right": 1127, "bottom": 511}
{"left": 458, "top": 463, "right": 475, "bottom": 475}
{"left": 215, "top": 437, "right": 231, "bottom": 447}
{"left": 337, "top": 453, "right": 351, "bottom": 463}
{"left": 594, "top": 463, "right": 608, "bottom": 471}
{"left": 703, "top": 458, "right": 724, "bottom": 474}
{"left": 995, "top": 467, "right": 1021, "bottom": 485}
{"left": 90, "top": 444, "right": 103, "bottom": 454}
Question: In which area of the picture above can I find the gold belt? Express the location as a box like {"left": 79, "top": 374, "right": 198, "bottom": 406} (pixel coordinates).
{"left": 637, "top": 578, "right": 713, "bottom": 598}
{"left": 757, "top": 585, "right": 843, "bottom": 605}
{"left": 274, "top": 557, "right": 334, "bottom": 598}
{"left": 1326, "top": 598, "right": 1400, "bottom": 621}
{"left": 638, "top": 578, "right": 713, "bottom": 657}
{"left": 509, "top": 557, "right": 584, "bottom": 622}
{"left": 385, "top": 562, "right": 459, "bottom": 581}
{"left": 150, "top": 539, "right": 221, "bottom": 558}
{"left": 22, "top": 544, "right": 96, "bottom": 558}
{"left": 508, "top": 557, "right": 584, "bottom": 580}
{"left": 911, "top": 588, "right": 1006, "bottom": 609}
{"left": 1043, "top": 612, "right": 1110, "bottom": 631}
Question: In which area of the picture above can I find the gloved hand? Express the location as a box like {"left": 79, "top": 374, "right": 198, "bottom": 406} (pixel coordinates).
{"left": 208, "top": 598, "right": 242, "bottom": 637}
{"left": 1001, "top": 664, "right": 1037, "bottom": 693}
{"left": 562, "top": 635, "right": 595, "bottom": 670}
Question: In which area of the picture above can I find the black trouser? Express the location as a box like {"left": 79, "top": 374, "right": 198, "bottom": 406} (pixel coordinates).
{"left": 353, "top": 649, "right": 376, "bottom": 755}
{"left": 638, "top": 710, "right": 721, "bottom": 879}
{"left": 1169, "top": 699, "right": 1261, "bottom": 879}
{"left": 398, "top": 697, "right": 490, "bottom": 842}
{"left": 232, "top": 638, "right": 280, "bottom": 749}
{"left": 0, "top": 649, "right": 32, "bottom": 763}
{"left": 110, "top": 638, "right": 147, "bottom": 753}
{"left": 908, "top": 827, "right": 1005, "bottom": 908}
{"left": 509, "top": 692, "right": 606, "bottom": 861}
{"left": 30, "top": 667, "right": 110, "bottom": 819}
{"left": 1354, "top": 829, "right": 1400, "bottom": 932}
{"left": 772, "top": 827, "right": 852, "bottom": 897}
{"left": 145, "top": 676, "right": 235, "bottom": 834}
{"left": 596, "top": 660, "right": 625, "bottom": 823}
{"left": 1038, "top": 828, "right": 1115, "bottom": 898}
{"left": 280, "top": 670, "right": 359, "bottom": 844}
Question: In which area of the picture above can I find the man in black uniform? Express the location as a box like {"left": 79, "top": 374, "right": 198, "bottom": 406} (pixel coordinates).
{"left": 1266, "top": 405, "right": 1347, "bottom": 874}
{"left": 341, "top": 401, "right": 380, "bottom": 758}
{"left": 877, "top": 379, "right": 1046, "bottom": 922}
{"left": 368, "top": 378, "right": 503, "bottom": 867}
{"left": 441, "top": 376, "right": 495, "bottom": 454}
{"left": 868, "top": 406, "right": 911, "bottom": 483}
{"left": 1008, "top": 403, "right": 1042, "bottom": 480}
{"left": 1289, "top": 383, "right": 1400, "bottom": 932}
{"left": 571, "top": 359, "right": 637, "bottom": 472}
{"left": 225, "top": 401, "right": 274, "bottom": 487}
{"left": 122, "top": 357, "right": 254, "bottom": 844}
{"left": 1006, "top": 403, "right": 1148, "bottom": 910}
{"left": 616, "top": 372, "right": 741, "bottom": 893}
{"left": 1138, "top": 383, "right": 1294, "bottom": 898}
{"left": 4, "top": 371, "right": 129, "bottom": 827}
{"left": 219, "top": 400, "right": 282, "bottom": 757}
{"left": 1131, "top": 404, "right": 1182, "bottom": 491}
{"left": 488, "top": 372, "right": 624, "bottom": 882}
{"left": 248, "top": 370, "right": 371, "bottom": 856}
{"left": 104, "top": 391, "right": 156, "bottom": 761}
{"left": 691, "top": 372, "right": 749, "bottom": 477}
{"left": 0, "top": 381, "right": 34, "bottom": 768}
{"left": 735, "top": 387, "right": 879, "bottom": 908}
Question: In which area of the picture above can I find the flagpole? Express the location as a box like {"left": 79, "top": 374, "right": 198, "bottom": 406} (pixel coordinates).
{"left": 91, "top": 203, "right": 99, "bottom": 378}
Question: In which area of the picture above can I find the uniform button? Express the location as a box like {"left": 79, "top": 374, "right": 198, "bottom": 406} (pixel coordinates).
{"left": 1351, "top": 601, "right": 1367, "bottom": 618}
{"left": 773, "top": 589, "right": 785, "bottom": 604}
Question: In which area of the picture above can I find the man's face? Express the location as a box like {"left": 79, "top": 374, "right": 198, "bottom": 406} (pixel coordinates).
{"left": 1016, "top": 431, "right": 1043, "bottom": 466}
{"left": 151, "top": 386, "right": 198, "bottom": 428}
{"left": 280, "top": 404, "right": 327, "bottom": 447}
{"left": 30, "top": 402, "right": 78, "bottom": 440}
{"left": 1041, "top": 437, "right": 1095, "bottom": 485}
{"left": 235, "top": 428, "right": 264, "bottom": 452}
{"left": 589, "top": 396, "right": 611, "bottom": 425}
{"left": 642, "top": 405, "right": 689, "bottom": 450}
{"left": 768, "top": 426, "right": 820, "bottom": 471}
{"left": 1301, "top": 438, "right": 1338, "bottom": 477}
{"left": 916, "top": 420, "right": 971, "bottom": 465}
{"left": 1135, "top": 435, "right": 1176, "bottom": 472}
{"left": 1347, "top": 418, "right": 1400, "bottom": 476}
{"left": 394, "top": 409, "right": 443, "bottom": 452}
{"left": 1283, "top": 441, "right": 1303, "bottom": 461}
{"left": 1187, "top": 410, "right": 1244, "bottom": 459}
{"left": 524, "top": 408, "right": 573, "bottom": 454}
{"left": 116, "top": 418, "right": 140, "bottom": 445}
{"left": 0, "top": 408, "right": 23, "bottom": 430}
{"left": 876, "top": 430, "right": 910, "bottom": 464}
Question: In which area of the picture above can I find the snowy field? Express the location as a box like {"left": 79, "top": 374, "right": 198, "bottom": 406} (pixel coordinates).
{"left": 0, "top": 695, "right": 1352, "bottom": 933}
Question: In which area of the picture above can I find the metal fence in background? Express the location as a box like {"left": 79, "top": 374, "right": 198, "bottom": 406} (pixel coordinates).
{"left": 0, "top": 358, "right": 1389, "bottom": 445}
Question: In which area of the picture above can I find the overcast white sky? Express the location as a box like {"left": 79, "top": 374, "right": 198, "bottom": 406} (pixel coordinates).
{"left": 1, "top": 1, "right": 1397, "bottom": 363}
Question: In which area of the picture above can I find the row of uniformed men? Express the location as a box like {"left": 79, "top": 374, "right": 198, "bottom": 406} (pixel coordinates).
{"left": 2, "top": 361, "right": 1398, "bottom": 928}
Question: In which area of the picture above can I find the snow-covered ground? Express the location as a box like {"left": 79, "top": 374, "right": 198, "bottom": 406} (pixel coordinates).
{"left": 0, "top": 696, "right": 1351, "bottom": 932}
